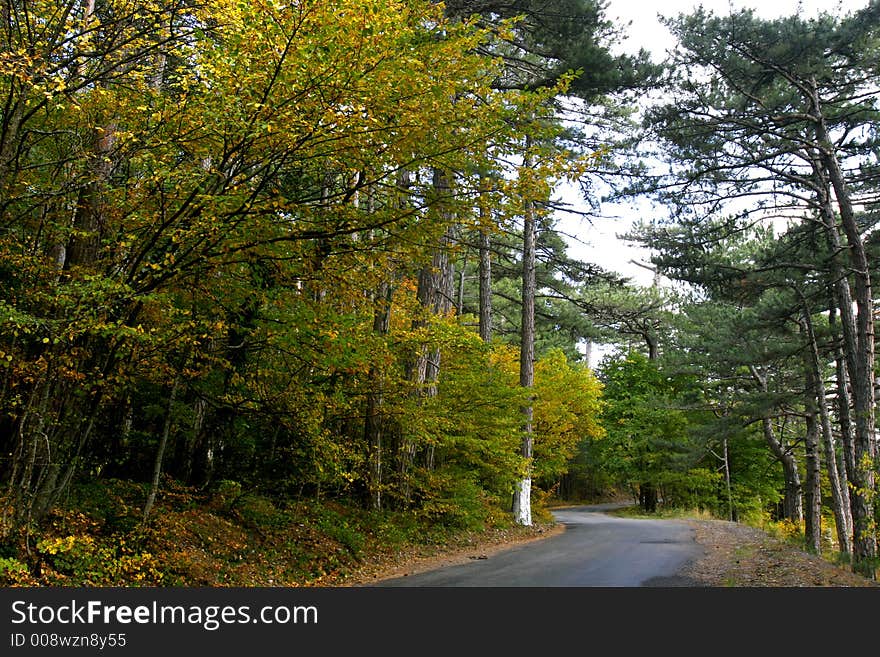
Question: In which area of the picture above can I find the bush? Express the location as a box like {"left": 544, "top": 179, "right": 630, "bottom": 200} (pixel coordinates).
{"left": 0, "top": 557, "right": 33, "bottom": 586}
{"left": 311, "top": 506, "right": 365, "bottom": 557}
{"left": 416, "top": 471, "right": 501, "bottom": 531}
{"left": 36, "top": 534, "right": 164, "bottom": 586}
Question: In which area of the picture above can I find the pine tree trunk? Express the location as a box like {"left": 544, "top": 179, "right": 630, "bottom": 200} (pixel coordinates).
{"left": 801, "top": 308, "right": 851, "bottom": 554}
{"left": 400, "top": 169, "right": 456, "bottom": 503}
{"left": 810, "top": 80, "right": 876, "bottom": 573}
{"left": 802, "top": 389, "right": 823, "bottom": 554}
{"left": 722, "top": 437, "right": 734, "bottom": 522}
{"left": 513, "top": 148, "right": 535, "bottom": 527}
{"left": 828, "top": 303, "right": 857, "bottom": 487}
{"left": 750, "top": 367, "right": 802, "bottom": 522}
{"left": 803, "top": 424, "right": 823, "bottom": 552}
{"left": 478, "top": 177, "right": 493, "bottom": 343}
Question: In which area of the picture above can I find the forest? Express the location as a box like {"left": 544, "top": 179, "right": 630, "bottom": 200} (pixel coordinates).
{"left": 0, "top": 0, "right": 878, "bottom": 585}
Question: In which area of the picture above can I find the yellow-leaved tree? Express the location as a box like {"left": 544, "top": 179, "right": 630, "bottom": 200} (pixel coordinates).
{"left": 1, "top": 0, "right": 599, "bottom": 534}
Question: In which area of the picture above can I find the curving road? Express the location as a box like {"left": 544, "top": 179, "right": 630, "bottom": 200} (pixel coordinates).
{"left": 375, "top": 504, "right": 705, "bottom": 587}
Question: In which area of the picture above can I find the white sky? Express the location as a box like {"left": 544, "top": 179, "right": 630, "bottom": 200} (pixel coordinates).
{"left": 606, "top": 0, "right": 859, "bottom": 63}
{"left": 557, "top": 0, "right": 869, "bottom": 362}
{"left": 561, "top": 0, "right": 870, "bottom": 288}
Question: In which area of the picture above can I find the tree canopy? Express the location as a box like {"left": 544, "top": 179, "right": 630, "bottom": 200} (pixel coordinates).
{"left": 2, "top": 0, "right": 879, "bottom": 586}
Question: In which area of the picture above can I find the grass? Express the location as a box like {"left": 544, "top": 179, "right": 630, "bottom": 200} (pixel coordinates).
{"left": 605, "top": 505, "right": 717, "bottom": 520}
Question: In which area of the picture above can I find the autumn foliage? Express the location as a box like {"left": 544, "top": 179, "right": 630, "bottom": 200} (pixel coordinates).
{"left": 0, "top": 0, "right": 604, "bottom": 583}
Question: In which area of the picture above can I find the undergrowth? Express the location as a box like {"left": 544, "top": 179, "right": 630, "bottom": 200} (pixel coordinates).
{"left": 0, "top": 477, "right": 529, "bottom": 587}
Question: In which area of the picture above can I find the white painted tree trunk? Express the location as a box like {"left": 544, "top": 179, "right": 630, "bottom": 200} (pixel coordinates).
{"left": 514, "top": 141, "right": 535, "bottom": 527}
{"left": 513, "top": 478, "right": 532, "bottom": 526}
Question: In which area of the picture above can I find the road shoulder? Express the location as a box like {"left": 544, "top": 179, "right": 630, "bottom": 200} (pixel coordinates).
{"left": 678, "top": 519, "right": 878, "bottom": 587}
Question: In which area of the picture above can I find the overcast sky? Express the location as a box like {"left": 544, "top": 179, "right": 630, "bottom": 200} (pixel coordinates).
{"left": 562, "top": 0, "right": 870, "bottom": 287}
{"left": 606, "top": 0, "right": 860, "bottom": 61}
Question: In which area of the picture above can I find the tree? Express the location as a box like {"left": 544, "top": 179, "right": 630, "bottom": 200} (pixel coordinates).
{"left": 442, "top": 0, "right": 656, "bottom": 525}
{"left": 532, "top": 348, "right": 604, "bottom": 491}
{"left": 0, "top": 0, "right": 564, "bottom": 529}
{"left": 596, "top": 352, "right": 709, "bottom": 513}
{"left": 625, "top": 3, "right": 880, "bottom": 573}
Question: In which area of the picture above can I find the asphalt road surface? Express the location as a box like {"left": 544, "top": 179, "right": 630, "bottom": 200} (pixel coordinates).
{"left": 375, "top": 504, "right": 704, "bottom": 587}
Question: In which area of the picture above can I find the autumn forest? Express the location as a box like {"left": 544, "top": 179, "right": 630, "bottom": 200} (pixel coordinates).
{"left": 1, "top": 0, "right": 879, "bottom": 585}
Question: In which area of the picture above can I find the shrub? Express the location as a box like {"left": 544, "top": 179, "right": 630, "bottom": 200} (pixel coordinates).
{"left": 36, "top": 534, "right": 164, "bottom": 586}
{"left": 0, "top": 557, "right": 34, "bottom": 586}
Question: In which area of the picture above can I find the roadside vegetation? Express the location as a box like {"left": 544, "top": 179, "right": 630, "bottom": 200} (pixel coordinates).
{"left": 2, "top": 0, "right": 879, "bottom": 585}
{"left": 1, "top": 478, "right": 554, "bottom": 586}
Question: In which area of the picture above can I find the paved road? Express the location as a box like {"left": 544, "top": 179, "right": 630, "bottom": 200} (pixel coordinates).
{"left": 375, "top": 504, "right": 704, "bottom": 587}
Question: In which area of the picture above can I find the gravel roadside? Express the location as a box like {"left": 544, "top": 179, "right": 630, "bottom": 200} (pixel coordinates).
{"left": 679, "top": 518, "right": 878, "bottom": 587}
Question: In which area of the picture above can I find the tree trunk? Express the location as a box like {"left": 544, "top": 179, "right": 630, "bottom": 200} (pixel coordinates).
{"left": 365, "top": 281, "right": 392, "bottom": 511}
{"left": 66, "top": 120, "right": 115, "bottom": 269}
{"left": 770, "top": 433, "right": 803, "bottom": 523}
{"left": 179, "top": 396, "right": 206, "bottom": 484}
{"left": 400, "top": 169, "right": 456, "bottom": 502}
{"left": 750, "top": 367, "right": 802, "bottom": 522}
{"left": 833, "top": 359, "right": 856, "bottom": 523}
{"left": 810, "top": 80, "right": 876, "bottom": 573}
{"left": 801, "top": 423, "right": 822, "bottom": 552}
{"left": 828, "top": 302, "right": 857, "bottom": 491}
{"left": 638, "top": 482, "right": 657, "bottom": 513}
{"left": 722, "top": 437, "right": 734, "bottom": 522}
{"left": 456, "top": 269, "right": 464, "bottom": 317}
{"left": 815, "top": 165, "right": 857, "bottom": 553}
{"left": 143, "top": 378, "right": 180, "bottom": 525}
{"left": 802, "top": 387, "right": 822, "bottom": 554}
{"left": 801, "top": 308, "right": 851, "bottom": 554}
{"left": 645, "top": 333, "right": 658, "bottom": 362}
{"left": 478, "top": 178, "right": 493, "bottom": 343}
{"left": 513, "top": 148, "right": 535, "bottom": 527}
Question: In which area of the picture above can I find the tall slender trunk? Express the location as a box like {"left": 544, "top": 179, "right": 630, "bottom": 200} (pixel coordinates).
{"left": 478, "top": 177, "right": 493, "bottom": 343}
{"left": 143, "top": 378, "right": 180, "bottom": 525}
{"left": 750, "top": 366, "right": 802, "bottom": 522}
{"left": 365, "top": 282, "right": 392, "bottom": 511}
{"left": 722, "top": 437, "right": 734, "bottom": 522}
{"left": 801, "top": 309, "right": 851, "bottom": 554}
{"left": 362, "top": 178, "right": 392, "bottom": 511}
{"left": 457, "top": 268, "right": 465, "bottom": 316}
{"left": 828, "top": 302, "right": 857, "bottom": 486}
{"left": 832, "top": 351, "right": 854, "bottom": 544}
{"left": 809, "top": 80, "right": 876, "bottom": 574}
{"left": 513, "top": 146, "right": 535, "bottom": 526}
{"left": 641, "top": 322, "right": 660, "bottom": 512}
{"left": 179, "top": 396, "right": 206, "bottom": 484}
{"left": 802, "top": 357, "right": 823, "bottom": 553}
